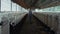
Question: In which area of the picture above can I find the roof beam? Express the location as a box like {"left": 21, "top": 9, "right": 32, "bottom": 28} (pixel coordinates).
{"left": 31, "top": 0, "right": 39, "bottom": 7}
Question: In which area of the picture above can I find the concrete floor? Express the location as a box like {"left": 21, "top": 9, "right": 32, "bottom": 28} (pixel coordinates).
{"left": 20, "top": 15, "right": 51, "bottom": 34}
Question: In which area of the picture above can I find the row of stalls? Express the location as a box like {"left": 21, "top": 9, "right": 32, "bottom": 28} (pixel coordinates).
{"left": 33, "top": 12, "right": 60, "bottom": 34}
{"left": 0, "top": 11, "right": 27, "bottom": 34}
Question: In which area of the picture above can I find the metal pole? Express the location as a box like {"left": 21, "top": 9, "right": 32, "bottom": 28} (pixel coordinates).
{"left": 16, "top": 3, "right": 17, "bottom": 11}
{"left": 0, "top": 0, "right": 1, "bottom": 12}
{"left": 11, "top": 1, "right": 12, "bottom": 11}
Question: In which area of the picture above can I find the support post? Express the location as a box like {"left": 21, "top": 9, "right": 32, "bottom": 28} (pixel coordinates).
{"left": 0, "top": 0, "right": 1, "bottom": 12}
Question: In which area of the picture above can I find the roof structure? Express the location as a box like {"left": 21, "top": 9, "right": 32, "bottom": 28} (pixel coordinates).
{"left": 11, "top": 0, "right": 60, "bottom": 9}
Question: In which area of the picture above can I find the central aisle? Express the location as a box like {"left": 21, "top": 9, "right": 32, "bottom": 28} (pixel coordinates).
{"left": 20, "top": 15, "right": 52, "bottom": 34}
